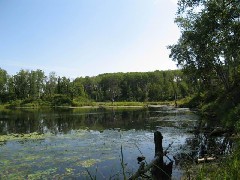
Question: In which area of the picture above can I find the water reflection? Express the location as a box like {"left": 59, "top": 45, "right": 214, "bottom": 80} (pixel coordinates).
{"left": 173, "top": 131, "right": 234, "bottom": 169}
{"left": 0, "top": 107, "right": 233, "bottom": 179}
{"left": 0, "top": 108, "right": 153, "bottom": 135}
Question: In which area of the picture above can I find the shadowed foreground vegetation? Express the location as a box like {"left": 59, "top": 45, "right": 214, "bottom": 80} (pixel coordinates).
{"left": 182, "top": 140, "right": 240, "bottom": 180}
{"left": 168, "top": 0, "right": 240, "bottom": 179}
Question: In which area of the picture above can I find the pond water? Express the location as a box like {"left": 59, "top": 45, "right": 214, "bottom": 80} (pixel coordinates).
{"left": 0, "top": 106, "right": 231, "bottom": 179}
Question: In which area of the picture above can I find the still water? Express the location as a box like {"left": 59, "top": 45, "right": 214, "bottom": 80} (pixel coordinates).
{"left": 0, "top": 106, "right": 201, "bottom": 179}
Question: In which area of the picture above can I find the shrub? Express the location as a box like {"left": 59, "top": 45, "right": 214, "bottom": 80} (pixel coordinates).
{"left": 196, "top": 141, "right": 240, "bottom": 180}
{"left": 225, "top": 103, "right": 240, "bottom": 130}
{"left": 52, "top": 94, "right": 72, "bottom": 106}
{"left": 72, "top": 96, "right": 94, "bottom": 107}
{"left": 6, "top": 100, "right": 23, "bottom": 108}
{"left": 178, "top": 94, "right": 204, "bottom": 108}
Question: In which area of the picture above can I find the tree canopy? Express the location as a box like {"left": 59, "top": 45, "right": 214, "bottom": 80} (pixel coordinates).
{"left": 169, "top": 0, "right": 240, "bottom": 91}
{"left": 169, "top": 0, "right": 240, "bottom": 129}
{"left": 0, "top": 68, "right": 193, "bottom": 105}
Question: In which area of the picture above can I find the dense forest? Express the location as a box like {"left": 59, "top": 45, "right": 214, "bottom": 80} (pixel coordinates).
{"left": 0, "top": 68, "right": 196, "bottom": 106}
{"left": 169, "top": 0, "right": 240, "bottom": 130}
{"left": 168, "top": 1, "right": 240, "bottom": 178}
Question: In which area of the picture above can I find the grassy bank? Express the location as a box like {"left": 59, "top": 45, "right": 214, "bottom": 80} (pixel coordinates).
{"left": 178, "top": 93, "right": 240, "bottom": 179}
{"left": 1, "top": 99, "right": 176, "bottom": 109}
{"left": 184, "top": 140, "right": 240, "bottom": 180}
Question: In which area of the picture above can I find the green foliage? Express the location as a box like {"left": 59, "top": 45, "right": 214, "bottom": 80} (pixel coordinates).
{"left": 0, "top": 67, "right": 195, "bottom": 108}
{"left": 0, "top": 132, "right": 45, "bottom": 142}
{"left": 178, "top": 94, "right": 203, "bottom": 108}
{"left": 169, "top": 0, "right": 240, "bottom": 130}
{"left": 98, "top": 101, "right": 144, "bottom": 107}
{"left": 170, "top": 1, "right": 240, "bottom": 176}
{"left": 7, "top": 100, "right": 23, "bottom": 108}
{"left": 45, "top": 72, "right": 57, "bottom": 97}
{"left": 195, "top": 141, "right": 240, "bottom": 180}
{"left": 72, "top": 96, "right": 94, "bottom": 107}
{"left": 225, "top": 104, "right": 240, "bottom": 131}
{"left": 0, "top": 68, "right": 8, "bottom": 103}
{"left": 51, "top": 94, "right": 72, "bottom": 106}
{"left": 170, "top": 0, "right": 240, "bottom": 92}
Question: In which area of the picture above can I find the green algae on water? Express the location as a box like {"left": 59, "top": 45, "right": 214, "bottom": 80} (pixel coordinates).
{"left": 0, "top": 132, "right": 46, "bottom": 142}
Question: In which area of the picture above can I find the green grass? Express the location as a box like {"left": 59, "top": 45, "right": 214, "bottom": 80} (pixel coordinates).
{"left": 96, "top": 101, "right": 144, "bottom": 107}
{"left": 196, "top": 154, "right": 240, "bottom": 179}
{"left": 0, "top": 104, "right": 7, "bottom": 110}
{"left": 184, "top": 140, "right": 240, "bottom": 180}
{"left": 1, "top": 98, "right": 176, "bottom": 110}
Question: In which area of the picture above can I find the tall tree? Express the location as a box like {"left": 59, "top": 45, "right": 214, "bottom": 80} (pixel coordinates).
{"left": 0, "top": 68, "right": 8, "bottom": 103}
{"left": 35, "top": 69, "right": 45, "bottom": 98}
{"left": 71, "top": 78, "right": 86, "bottom": 98}
{"left": 6, "top": 76, "right": 16, "bottom": 101}
{"left": 45, "top": 72, "right": 57, "bottom": 97}
{"left": 0, "top": 68, "right": 7, "bottom": 93}
{"left": 82, "top": 76, "right": 98, "bottom": 100}
{"left": 14, "top": 69, "right": 30, "bottom": 99}
{"left": 56, "top": 76, "right": 71, "bottom": 95}
{"left": 100, "top": 73, "right": 122, "bottom": 102}
{"left": 169, "top": 0, "right": 240, "bottom": 92}
{"left": 28, "top": 70, "right": 38, "bottom": 99}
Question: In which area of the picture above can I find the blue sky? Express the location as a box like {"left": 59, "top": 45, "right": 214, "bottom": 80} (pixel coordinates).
{"left": 0, "top": 0, "right": 180, "bottom": 78}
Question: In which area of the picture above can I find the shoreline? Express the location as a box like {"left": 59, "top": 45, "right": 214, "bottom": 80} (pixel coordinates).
{"left": 0, "top": 101, "right": 175, "bottom": 110}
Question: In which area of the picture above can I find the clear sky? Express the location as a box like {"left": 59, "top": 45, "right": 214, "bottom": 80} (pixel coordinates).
{"left": 0, "top": 0, "right": 180, "bottom": 78}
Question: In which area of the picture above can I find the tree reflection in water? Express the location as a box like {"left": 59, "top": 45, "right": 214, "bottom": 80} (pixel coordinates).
{"left": 0, "top": 108, "right": 151, "bottom": 135}
{"left": 173, "top": 132, "right": 234, "bottom": 167}
{"left": 0, "top": 107, "right": 235, "bottom": 179}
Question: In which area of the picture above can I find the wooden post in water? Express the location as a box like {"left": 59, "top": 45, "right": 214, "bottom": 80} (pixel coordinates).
{"left": 154, "top": 131, "right": 164, "bottom": 157}
{"left": 152, "top": 131, "right": 164, "bottom": 180}
{"left": 128, "top": 131, "right": 173, "bottom": 180}
{"left": 152, "top": 131, "right": 173, "bottom": 180}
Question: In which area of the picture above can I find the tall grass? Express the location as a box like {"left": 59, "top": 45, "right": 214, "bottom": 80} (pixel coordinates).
{"left": 194, "top": 141, "right": 240, "bottom": 180}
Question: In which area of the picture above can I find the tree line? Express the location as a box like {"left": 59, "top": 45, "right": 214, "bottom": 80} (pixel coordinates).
{"left": 0, "top": 68, "right": 196, "bottom": 105}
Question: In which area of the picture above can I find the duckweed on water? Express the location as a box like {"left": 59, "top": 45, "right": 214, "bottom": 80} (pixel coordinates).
{"left": 0, "top": 132, "right": 46, "bottom": 142}
{"left": 27, "top": 168, "right": 58, "bottom": 180}
{"left": 77, "top": 159, "right": 101, "bottom": 168}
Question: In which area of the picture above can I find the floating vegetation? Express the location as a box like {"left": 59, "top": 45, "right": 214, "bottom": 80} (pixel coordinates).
{"left": 0, "top": 132, "right": 46, "bottom": 142}
{"left": 65, "top": 167, "right": 74, "bottom": 173}
{"left": 0, "top": 108, "right": 200, "bottom": 179}
{"left": 77, "top": 159, "right": 101, "bottom": 168}
{"left": 27, "top": 168, "right": 58, "bottom": 180}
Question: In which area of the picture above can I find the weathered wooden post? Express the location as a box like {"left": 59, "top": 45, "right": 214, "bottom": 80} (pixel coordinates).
{"left": 154, "top": 131, "right": 164, "bottom": 157}
{"left": 128, "top": 131, "right": 173, "bottom": 180}
{"left": 152, "top": 131, "right": 164, "bottom": 180}
{"left": 152, "top": 131, "right": 173, "bottom": 180}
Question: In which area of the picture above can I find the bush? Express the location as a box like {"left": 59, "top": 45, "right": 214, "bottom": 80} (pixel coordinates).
{"left": 195, "top": 141, "right": 240, "bottom": 180}
{"left": 225, "top": 103, "right": 240, "bottom": 130}
{"left": 6, "top": 100, "right": 23, "bottom": 108}
{"left": 178, "top": 94, "right": 204, "bottom": 108}
{"left": 52, "top": 94, "right": 72, "bottom": 106}
{"left": 72, "top": 96, "right": 94, "bottom": 107}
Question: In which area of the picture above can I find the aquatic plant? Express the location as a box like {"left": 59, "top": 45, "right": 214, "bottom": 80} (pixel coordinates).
{"left": 0, "top": 132, "right": 46, "bottom": 142}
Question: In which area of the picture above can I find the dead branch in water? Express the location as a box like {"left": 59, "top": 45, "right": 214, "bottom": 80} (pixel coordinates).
{"left": 128, "top": 131, "right": 173, "bottom": 180}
